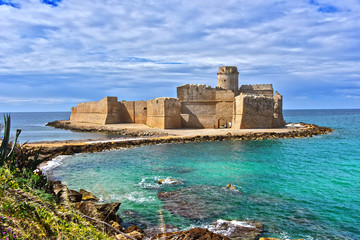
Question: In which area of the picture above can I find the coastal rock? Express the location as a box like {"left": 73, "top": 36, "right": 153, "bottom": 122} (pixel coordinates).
{"left": 208, "top": 220, "right": 263, "bottom": 240}
{"left": 125, "top": 225, "right": 144, "bottom": 234}
{"left": 80, "top": 189, "right": 99, "bottom": 201}
{"left": 67, "top": 189, "right": 82, "bottom": 202}
{"left": 157, "top": 178, "right": 183, "bottom": 185}
{"left": 152, "top": 227, "right": 230, "bottom": 240}
{"left": 259, "top": 238, "right": 304, "bottom": 240}
{"left": 52, "top": 181, "right": 69, "bottom": 203}
{"left": 109, "top": 220, "right": 124, "bottom": 232}
{"left": 75, "top": 201, "right": 121, "bottom": 222}
{"left": 117, "top": 230, "right": 144, "bottom": 240}
{"left": 226, "top": 183, "right": 237, "bottom": 190}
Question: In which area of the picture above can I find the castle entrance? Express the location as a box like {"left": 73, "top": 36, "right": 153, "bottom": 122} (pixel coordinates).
{"left": 218, "top": 117, "right": 228, "bottom": 128}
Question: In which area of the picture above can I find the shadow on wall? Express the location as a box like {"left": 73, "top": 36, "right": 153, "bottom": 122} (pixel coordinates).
{"left": 180, "top": 112, "right": 205, "bottom": 129}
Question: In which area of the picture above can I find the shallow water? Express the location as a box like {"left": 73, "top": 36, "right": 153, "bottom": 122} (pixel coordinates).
{"left": 32, "top": 109, "right": 360, "bottom": 239}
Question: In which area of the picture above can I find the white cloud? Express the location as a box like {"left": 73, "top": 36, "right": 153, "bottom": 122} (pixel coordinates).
{"left": 0, "top": 0, "right": 360, "bottom": 110}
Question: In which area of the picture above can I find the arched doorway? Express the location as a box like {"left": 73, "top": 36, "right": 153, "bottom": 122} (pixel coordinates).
{"left": 218, "top": 117, "right": 228, "bottom": 128}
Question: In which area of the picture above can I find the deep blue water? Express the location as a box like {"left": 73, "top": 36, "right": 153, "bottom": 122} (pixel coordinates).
{"left": 0, "top": 112, "right": 121, "bottom": 142}
{"left": 2, "top": 110, "right": 360, "bottom": 239}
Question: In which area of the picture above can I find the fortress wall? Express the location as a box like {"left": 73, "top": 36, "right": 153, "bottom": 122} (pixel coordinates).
{"left": 119, "top": 101, "right": 147, "bottom": 124}
{"left": 215, "top": 89, "right": 235, "bottom": 101}
{"left": 233, "top": 94, "right": 275, "bottom": 129}
{"left": 273, "top": 91, "right": 285, "bottom": 128}
{"left": 104, "top": 97, "right": 122, "bottom": 124}
{"left": 239, "top": 84, "right": 274, "bottom": 97}
{"left": 146, "top": 97, "right": 181, "bottom": 129}
{"left": 181, "top": 102, "right": 217, "bottom": 128}
{"left": 177, "top": 84, "right": 216, "bottom": 101}
{"left": 70, "top": 97, "right": 117, "bottom": 124}
{"left": 119, "top": 101, "right": 134, "bottom": 123}
{"left": 178, "top": 86, "right": 234, "bottom": 128}
{"left": 216, "top": 101, "right": 233, "bottom": 128}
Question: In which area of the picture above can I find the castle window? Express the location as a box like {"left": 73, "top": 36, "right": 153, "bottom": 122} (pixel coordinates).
{"left": 144, "top": 107, "right": 147, "bottom": 110}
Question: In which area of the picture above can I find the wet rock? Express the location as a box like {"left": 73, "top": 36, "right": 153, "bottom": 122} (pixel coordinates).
{"left": 79, "top": 189, "right": 99, "bottom": 201}
{"left": 75, "top": 201, "right": 121, "bottom": 222}
{"left": 143, "top": 224, "right": 180, "bottom": 238}
{"left": 157, "top": 178, "right": 183, "bottom": 185}
{"left": 226, "top": 184, "right": 237, "bottom": 190}
{"left": 158, "top": 186, "right": 231, "bottom": 220}
{"left": 208, "top": 220, "right": 263, "bottom": 240}
{"left": 152, "top": 227, "right": 230, "bottom": 240}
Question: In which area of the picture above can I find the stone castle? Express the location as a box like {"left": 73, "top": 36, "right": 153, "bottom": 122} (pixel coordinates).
{"left": 70, "top": 66, "right": 285, "bottom": 129}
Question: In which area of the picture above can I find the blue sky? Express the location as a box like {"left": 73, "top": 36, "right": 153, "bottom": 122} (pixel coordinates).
{"left": 0, "top": 0, "right": 359, "bottom": 111}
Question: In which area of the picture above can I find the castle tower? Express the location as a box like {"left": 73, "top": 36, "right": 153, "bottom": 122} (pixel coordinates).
{"left": 217, "top": 66, "right": 239, "bottom": 95}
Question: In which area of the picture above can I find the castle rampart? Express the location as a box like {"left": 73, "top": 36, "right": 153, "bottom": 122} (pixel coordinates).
{"left": 239, "top": 84, "right": 274, "bottom": 96}
{"left": 69, "top": 66, "right": 285, "bottom": 129}
{"left": 146, "top": 97, "right": 181, "bottom": 129}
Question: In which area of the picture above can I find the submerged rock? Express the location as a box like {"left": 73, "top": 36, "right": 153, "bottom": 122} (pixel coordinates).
{"left": 158, "top": 186, "right": 231, "bottom": 220}
{"left": 208, "top": 220, "right": 263, "bottom": 240}
{"left": 152, "top": 227, "right": 230, "bottom": 240}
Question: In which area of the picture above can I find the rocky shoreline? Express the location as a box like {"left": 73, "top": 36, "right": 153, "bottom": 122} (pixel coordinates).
{"left": 30, "top": 122, "right": 333, "bottom": 240}
{"left": 32, "top": 122, "right": 333, "bottom": 158}
{"left": 48, "top": 180, "right": 266, "bottom": 240}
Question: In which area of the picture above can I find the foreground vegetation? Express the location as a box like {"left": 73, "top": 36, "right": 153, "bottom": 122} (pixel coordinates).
{"left": 0, "top": 115, "right": 112, "bottom": 239}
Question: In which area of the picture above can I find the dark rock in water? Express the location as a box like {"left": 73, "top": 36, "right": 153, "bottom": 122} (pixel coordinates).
{"left": 152, "top": 227, "right": 230, "bottom": 240}
{"left": 79, "top": 189, "right": 99, "bottom": 201}
{"left": 177, "top": 168, "right": 194, "bottom": 174}
{"left": 208, "top": 220, "right": 263, "bottom": 240}
{"left": 75, "top": 201, "right": 121, "bottom": 222}
{"left": 157, "top": 186, "right": 231, "bottom": 220}
{"left": 67, "top": 189, "right": 82, "bottom": 202}
{"left": 143, "top": 224, "right": 180, "bottom": 238}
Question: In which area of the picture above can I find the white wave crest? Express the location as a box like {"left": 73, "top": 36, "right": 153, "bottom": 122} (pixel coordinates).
{"left": 40, "top": 155, "right": 71, "bottom": 174}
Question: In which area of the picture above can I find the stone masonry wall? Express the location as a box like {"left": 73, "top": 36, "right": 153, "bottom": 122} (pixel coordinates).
{"left": 146, "top": 97, "right": 181, "bottom": 129}
{"left": 239, "top": 84, "right": 274, "bottom": 96}
{"left": 119, "top": 101, "right": 147, "bottom": 124}
{"left": 70, "top": 97, "right": 121, "bottom": 124}
{"left": 177, "top": 84, "right": 234, "bottom": 128}
{"left": 273, "top": 91, "right": 285, "bottom": 127}
{"left": 232, "top": 94, "right": 275, "bottom": 129}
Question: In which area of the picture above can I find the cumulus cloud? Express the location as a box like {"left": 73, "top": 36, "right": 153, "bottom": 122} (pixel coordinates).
{"left": 0, "top": 0, "right": 360, "bottom": 110}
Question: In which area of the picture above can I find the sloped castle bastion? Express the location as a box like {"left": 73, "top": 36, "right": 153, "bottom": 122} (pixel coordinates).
{"left": 70, "top": 66, "right": 285, "bottom": 129}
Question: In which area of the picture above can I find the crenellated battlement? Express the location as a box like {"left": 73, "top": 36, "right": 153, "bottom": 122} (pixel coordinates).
{"left": 239, "top": 84, "right": 274, "bottom": 96}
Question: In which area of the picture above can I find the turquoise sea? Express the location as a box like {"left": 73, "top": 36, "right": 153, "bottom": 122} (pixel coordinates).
{"left": 3, "top": 110, "right": 360, "bottom": 239}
